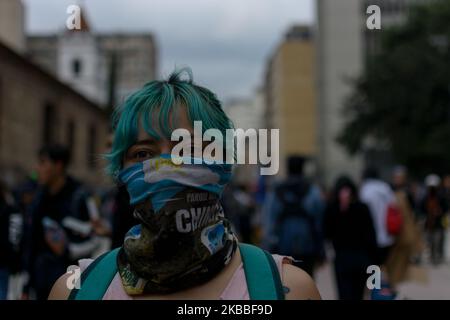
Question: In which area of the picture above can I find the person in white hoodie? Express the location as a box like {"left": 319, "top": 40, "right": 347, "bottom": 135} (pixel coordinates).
{"left": 360, "top": 167, "right": 396, "bottom": 266}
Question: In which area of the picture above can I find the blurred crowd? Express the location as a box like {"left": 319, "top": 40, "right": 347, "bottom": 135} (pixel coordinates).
{"left": 225, "top": 157, "right": 450, "bottom": 300}
{"left": 0, "top": 144, "right": 137, "bottom": 300}
{"left": 0, "top": 148, "right": 449, "bottom": 300}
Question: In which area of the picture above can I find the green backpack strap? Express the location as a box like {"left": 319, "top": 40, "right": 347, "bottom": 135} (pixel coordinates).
{"left": 238, "top": 243, "right": 285, "bottom": 300}
{"left": 68, "top": 247, "right": 120, "bottom": 300}
{"left": 68, "top": 245, "right": 284, "bottom": 300}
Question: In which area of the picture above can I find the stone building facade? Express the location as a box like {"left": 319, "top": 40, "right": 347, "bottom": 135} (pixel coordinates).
{"left": 0, "top": 42, "right": 110, "bottom": 188}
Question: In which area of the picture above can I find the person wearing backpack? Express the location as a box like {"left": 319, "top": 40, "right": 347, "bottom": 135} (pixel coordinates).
{"left": 48, "top": 68, "right": 321, "bottom": 300}
{"left": 262, "top": 156, "right": 325, "bottom": 278}
{"left": 360, "top": 167, "right": 398, "bottom": 299}
{"left": 360, "top": 167, "right": 396, "bottom": 266}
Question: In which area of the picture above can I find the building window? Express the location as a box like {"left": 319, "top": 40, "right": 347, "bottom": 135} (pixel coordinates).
{"left": 87, "top": 124, "right": 97, "bottom": 169}
{"left": 67, "top": 120, "right": 75, "bottom": 159}
{"left": 43, "top": 103, "right": 56, "bottom": 145}
{"left": 72, "top": 59, "right": 82, "bottom": 77}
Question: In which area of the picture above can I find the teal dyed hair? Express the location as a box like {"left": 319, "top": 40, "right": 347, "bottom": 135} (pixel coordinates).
{"left": 105, "top": 67, "right": 234, "bottom": 178}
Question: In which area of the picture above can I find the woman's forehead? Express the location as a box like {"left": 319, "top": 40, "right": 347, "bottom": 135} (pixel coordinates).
{"left": 136, "top": 107, "right": 194, "bottom": 141}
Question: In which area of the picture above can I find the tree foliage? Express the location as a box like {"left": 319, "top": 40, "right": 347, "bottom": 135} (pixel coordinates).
{"left": 337, "top": 0, "right": 450, "bottom": 176}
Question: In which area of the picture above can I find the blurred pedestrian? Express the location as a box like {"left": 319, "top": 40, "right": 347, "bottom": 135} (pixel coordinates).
{"left": 24, "top": 145, "right": 101, "bottom": 300}
{"left": 222, "top": 183, "right": 255, "bottom": 243}
{"left": 384, "top": 189, "right": 424, "bottom": 287}
{"left": 14, "top": 177, "right": 38, "bottom": 256}
{"left": 324, "top": 176, "right": 377, "bottom": 300}
{"left": 262, "top": 156, "right": 325, "bottom": 277}
{"left": 420, "top": 174, "right": 448, "bottom": 265}
{"left": 391, "top": 166, "right": 416, "bottom": 211}
{"left": 99, "top": 132, "right": 136, "bottom": 249}
{"left": 100, "top": 185, "right": 136, "bottom": 249}
{"left": 442, "top": 174, "right": 450, "bottom": 216}
{"left": 0, "top": 181, "right": 18, "bottom": 300}
{"left": 360, "top": 167, "right": 396, "bottom": 266}
{"left": 360, "top": 167, "right": 398, "bottom": 299}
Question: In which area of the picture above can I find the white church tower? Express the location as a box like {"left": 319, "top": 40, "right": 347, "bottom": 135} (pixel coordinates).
{"left": 57, "top": 7, "right": 107, "bottom": 105}
{"left": 0, "top": 0, "right": 26, "bottom": 53}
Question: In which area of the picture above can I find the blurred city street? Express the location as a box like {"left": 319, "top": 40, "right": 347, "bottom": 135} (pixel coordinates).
{"left": 316, "top": 230, "right": 450, "bottom": 300}
{"left": 2, "top": 0, "right": 450, "bottom": 301}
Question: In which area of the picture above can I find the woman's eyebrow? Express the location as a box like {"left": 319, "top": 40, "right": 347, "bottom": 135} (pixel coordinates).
{"left": 132, "top": 139, "right": 157, "bottom": 146}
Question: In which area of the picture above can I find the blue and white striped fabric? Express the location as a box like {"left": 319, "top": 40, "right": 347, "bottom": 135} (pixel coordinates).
{"left": 118, "top": 154, "right": 233, "bottom": 211}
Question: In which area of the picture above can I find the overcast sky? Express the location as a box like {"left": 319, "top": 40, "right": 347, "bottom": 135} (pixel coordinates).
{"left": 23, "top": 0, "right": 315, "bottom": 102}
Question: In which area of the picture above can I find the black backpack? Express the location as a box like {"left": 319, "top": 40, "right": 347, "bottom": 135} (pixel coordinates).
{"left": 274, "top": 180, "right": 320, "bottom": 256}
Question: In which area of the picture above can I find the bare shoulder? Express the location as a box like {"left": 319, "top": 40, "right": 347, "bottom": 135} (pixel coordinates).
{"left": 282, "top": 263, "right": 322, "bottom": 300}
{"left": 48, "top": 273, "right": 72, "bottom": 300}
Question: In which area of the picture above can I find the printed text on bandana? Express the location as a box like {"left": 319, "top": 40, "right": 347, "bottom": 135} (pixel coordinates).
{"left": 175, "top": 205, "right": 218, "bottom": 233}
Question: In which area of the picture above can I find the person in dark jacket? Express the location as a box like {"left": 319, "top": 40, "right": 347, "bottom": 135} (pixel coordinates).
{"left": 420, "top": 174, "right": 448, "bottom": 265}
{"left": 106, "top": 185, "right": 137, "bottom": 249}
{"left": 0, "top": 182, "right": 18, "bottom": 300}
{"left": 100, "top": 133, "right": 138, "bottom": 249}
{"left": 324, "top": 176, "right": 378, "bottom": 300}
{"left": 23, "top": 145, "right": 100, "bottom": 300}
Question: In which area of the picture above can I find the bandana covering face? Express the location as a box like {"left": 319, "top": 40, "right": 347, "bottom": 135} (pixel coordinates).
{"left": 117, "top": 154, "right": 237, "bottom": 295}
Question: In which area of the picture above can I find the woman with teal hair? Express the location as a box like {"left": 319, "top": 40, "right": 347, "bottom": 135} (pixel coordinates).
{"left": 48, "top": 68, "right": 321, "bottom": 300}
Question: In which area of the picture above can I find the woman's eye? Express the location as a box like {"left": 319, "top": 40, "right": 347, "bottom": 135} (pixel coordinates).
{"left": 133, "top": 150, "right": 152, "bottom": 160}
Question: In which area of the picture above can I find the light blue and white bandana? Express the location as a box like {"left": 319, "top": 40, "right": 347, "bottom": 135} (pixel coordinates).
{"left": 116, "top": 154, "right": 237, "bottom": 295}
{"left": 118, "top": 154, "right": 232, "bottom": 211}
